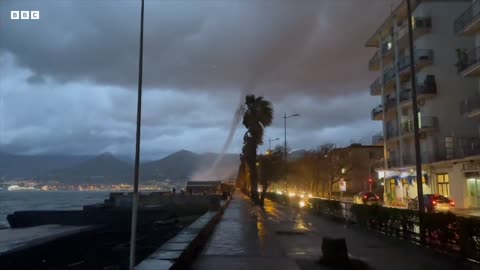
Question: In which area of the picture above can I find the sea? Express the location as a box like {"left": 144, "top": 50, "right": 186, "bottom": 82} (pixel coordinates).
{"left": 0, "top": 190, "right": 111, "bottom": 228}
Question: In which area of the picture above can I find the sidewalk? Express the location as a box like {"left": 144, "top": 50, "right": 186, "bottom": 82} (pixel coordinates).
{"left": 192, "top": 193, "right": 478, "bottom": 270}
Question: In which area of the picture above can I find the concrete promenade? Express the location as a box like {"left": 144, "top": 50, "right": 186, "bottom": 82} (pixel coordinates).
{"left": 192, "top": 192, "right": 478, "bottom": 270}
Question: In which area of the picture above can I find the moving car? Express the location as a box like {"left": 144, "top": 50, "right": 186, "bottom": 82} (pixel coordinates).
{"left": 407, "top": 194, "right": 455, "bottom": 212}
{"left": 353, "top": 191, "right": 381, "bottom": 205}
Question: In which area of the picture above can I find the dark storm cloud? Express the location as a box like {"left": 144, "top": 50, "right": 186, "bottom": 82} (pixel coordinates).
{"left": 0, "top": 0, "right": 394, "bottom": 158}
{"left": 1, "top": 0, "right": 393, "bottom": 96}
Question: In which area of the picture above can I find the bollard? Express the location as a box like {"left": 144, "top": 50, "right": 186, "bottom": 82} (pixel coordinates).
{"left": 320, "top": 237, "right": 349, "bottom": 265}
{"left": 318, "top": 237, "right": 373, "bottom": 270}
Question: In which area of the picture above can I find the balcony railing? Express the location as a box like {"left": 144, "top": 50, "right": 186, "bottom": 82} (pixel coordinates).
{"left": 369, "top": 66, "right": 395, "bottom": 96}
{"left": 368, "top": 42, "right": 393, "bottom": 71}
{"left": 401, "top": 116, "right": 437, "bottom": 134}
{"left": 388, "top": 137, "right": 480, "bottom": 168}
{"left": 396, "top": 17, "right": 432, "bottom": 48}
{"left": 383, "top": 67, "right": 396, "bottom": 84}
{"left": 370, "top": 78, "right": 381, "bottom": 96}
{"left": 397, "top": 49, "right": 434, "bottom": 73}
{"left": 454, "top": 0, "right": 480, "bottom": 34}
{"left": 456, "top": 47, "right": 480, "bottom": 74}
{"left": 460, "top": 95, "right": 480, "bottom": 117}
{"left": 388, "top": 155, "right": 416, "bottom": 168}
{"left": 399, "top": 75, "right": 437, "bottom": 104}
{"left": 384, "top": 97, "right": 397, "bottom": 112}
{"left": 371, "top": 105, "right": 383, "bottom": 120}
{"left": 436, "top": 137, "right": 480, "bottom": 161}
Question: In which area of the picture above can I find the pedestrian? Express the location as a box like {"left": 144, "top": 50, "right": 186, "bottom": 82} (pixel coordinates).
{"left": 172, "top": 187, "right": 176, "bottom": 195}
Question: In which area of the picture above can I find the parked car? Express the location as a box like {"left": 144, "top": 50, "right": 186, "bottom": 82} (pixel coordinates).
{"left": 407, "top": 194, "right": 455, "bottom": 212}
{"left": 353, "top": 191, "right": 381, "bottom": 205}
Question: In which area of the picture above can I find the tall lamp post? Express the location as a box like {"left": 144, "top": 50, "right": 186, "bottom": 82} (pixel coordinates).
{"left": 268, "top": 137, "right": 280, "bottom": 152}
{"left": 129, "top": 0, "right": 145, "bottom": 269}
{"left": 407, "top": 0, "right": 425, "bottom": 242}
{"left": 283, "top": 113, "right": 300, "bottom": 191}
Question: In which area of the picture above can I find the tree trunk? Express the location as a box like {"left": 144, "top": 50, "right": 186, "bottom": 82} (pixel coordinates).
{"left": 328, "top": 178, "right": 332, "bottom": 199}
{"left": 259, "top": 182, "right": 269, "bottom": 206}
{"left": 247, "top": 144, "right": 259, "bottom": 204}
{"left": 322, "top": 180, "right": 325, "bottom": 197}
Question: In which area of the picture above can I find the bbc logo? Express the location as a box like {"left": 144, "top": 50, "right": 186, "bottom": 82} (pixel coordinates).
{"left": 10, "top": 11, "right": 40, "bottom": 20}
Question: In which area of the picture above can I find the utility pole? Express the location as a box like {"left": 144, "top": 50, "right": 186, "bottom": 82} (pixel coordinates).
{"left": 284, "top": 113, "right": 288, "bottom": 191}
{"left": 268, "top": 137, "right": 279, "bottom": 152}
{"left": 407, "top": 0, "right": 425, "bottom": 243}
{"left": 283, "top": 113, "right": 299, "bottom": 192}
{"left": 129, "top": 0, "right": 144, "bottom": 269}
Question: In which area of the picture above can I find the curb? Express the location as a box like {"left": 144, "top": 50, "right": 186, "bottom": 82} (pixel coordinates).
{"left": 135, "top": 196, "right": 232, "bottom": 270}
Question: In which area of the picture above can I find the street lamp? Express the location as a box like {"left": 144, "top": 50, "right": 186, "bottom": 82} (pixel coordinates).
{"left": 129, "top": 0, "right": 145, "bottom": 269}
{"left": 268, "top": 137, "right": 280, "bottom": 152}
{"left": 283, "top": 113, "right": 300, "bottom": 191}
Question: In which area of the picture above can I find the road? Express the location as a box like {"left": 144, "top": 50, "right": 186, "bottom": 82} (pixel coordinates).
{"left": 193, "top": 193, "right": 478, "bottom": 270}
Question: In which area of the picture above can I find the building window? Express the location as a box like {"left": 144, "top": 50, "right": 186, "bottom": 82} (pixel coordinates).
{"left": 437, "top": 173, "right": 450, "bottom": 197}
{"left": 390, "top": 179, "right": 396, "bottom": 194}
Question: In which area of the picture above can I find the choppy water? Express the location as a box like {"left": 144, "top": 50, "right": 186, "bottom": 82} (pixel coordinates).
{"left": 0, "top": 191, "right": 110, "bottom": 228}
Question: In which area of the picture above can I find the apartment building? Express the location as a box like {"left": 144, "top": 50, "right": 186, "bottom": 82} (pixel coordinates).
{"left": 330, "top": 144, "right": 383, "bottom": 195}
{"left": 367, "top": 0, "right": 480, "bottom": 208}
{"left": 452, "top": 0, "right": 480, "bottom": 209}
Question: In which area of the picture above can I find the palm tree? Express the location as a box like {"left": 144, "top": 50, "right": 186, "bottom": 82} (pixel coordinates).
{"left": 242, "top": 95, "right": 273, "bottom": 204}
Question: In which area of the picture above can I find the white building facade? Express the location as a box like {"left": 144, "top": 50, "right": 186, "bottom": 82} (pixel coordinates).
{"left": 367, "top": 0, "right": 480, "bottom": 208}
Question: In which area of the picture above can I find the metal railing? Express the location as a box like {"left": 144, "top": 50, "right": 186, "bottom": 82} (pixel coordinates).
{"left": 371, "top": 105, "right": 383, "bottom": 119}
{"left": 454, "top": 0, "right": 480, "bottom": 34}
{"left": 400, "top": 81, "right": 437, "bottom": 104}
{"left": 368, "top": 42, "right": 393, "bottom": 70}
{"left": 397, "top": 17, "right": 432, "bottom": 41}
{"left": 384, "top": 97, "right": 397, "bottom": 112}
{"left": 435, "top": 137, "right": 480, "bottom": 161}
{"left": 460, "top": 95, "right": 480, "bottom": 116}
{"left": 370, "top": 66, "right": 396, "bottom": 95}
{"left": 397, "top": 49, "right": 434, "bottom": 72}
{"left": 383, "top": 66, "right": 396, "bottom": 84}
{"left": 370, "top": 77, "right": 381, "bottom": 95}
{"left": 457, "top": 47, "right": 480, "bottom": 74}
{"left": 401, "top": 116, "right": 437, "bottom": 134}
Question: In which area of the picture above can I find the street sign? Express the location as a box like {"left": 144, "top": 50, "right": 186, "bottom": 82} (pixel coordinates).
{"left": 339, "top": 178, "right": 346, "bottom": 192}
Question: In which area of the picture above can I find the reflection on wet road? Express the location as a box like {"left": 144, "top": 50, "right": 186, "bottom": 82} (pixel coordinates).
{"left": 194, "top": 192, "right": 471, "bottom": 270}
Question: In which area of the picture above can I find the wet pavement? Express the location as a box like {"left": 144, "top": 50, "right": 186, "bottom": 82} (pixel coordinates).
{"left": 192, "top": 193, "right": 479, "bottom": 270}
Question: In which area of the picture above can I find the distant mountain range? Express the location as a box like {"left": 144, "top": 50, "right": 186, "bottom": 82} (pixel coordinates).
{"left": 0, "top": 150, "right": 239, "bottom": 184}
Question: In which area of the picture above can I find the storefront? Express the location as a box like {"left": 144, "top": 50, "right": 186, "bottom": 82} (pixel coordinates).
{"left": 379, "top": 170, "right": 431, "bottom": 204}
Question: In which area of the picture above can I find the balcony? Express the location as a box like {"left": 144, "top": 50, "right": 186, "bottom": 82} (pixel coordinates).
{"left": 457, "top": 47, "right": 480, "bottom": 77}
{"left": 370, "top": 77, "right": 381, "bottom": 96}
{"left": 396, "top": 17, "right": 432, "bottom": 50}
{"left": 372, "top": 132, "right": 384, "bottom": 145}
{"left": 454, "top": 1, "right": 480, "bottom": 35}
{"left": 401, "top": 116, "right": 438, "bottom": 138}
{"left": 436, "top": 137, "right": 480, "bottom": 161}
{"left": 399, "top": 75, "right": 437, "bottom": 108}
{"left": 384, "top": 96, "right": 398, "bottom": 118}
{"left": 397, "top": 49, "right": 434, "bottom": 81}
{"left": 371, "top": 105, "right": 383, "bottom": 121}
{"left": 369, "top": 67, "right": 396, "bottom": 96}
{"left": 368, "top": 42, "right": 394, "bottom": 71}
{"left": 388, "top": 155, "right": 416, "bottom": 169}
{"left": 460, "top": 95, "right": 480, "bottom": 118}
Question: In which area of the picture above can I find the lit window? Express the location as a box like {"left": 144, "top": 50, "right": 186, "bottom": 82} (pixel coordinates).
{"left": 437, "top": 174, "right": 450, "bottom": 197}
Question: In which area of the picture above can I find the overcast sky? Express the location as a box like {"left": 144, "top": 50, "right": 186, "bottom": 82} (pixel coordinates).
{"left": 0, "top": 0, "right": 399, "bottom": 160}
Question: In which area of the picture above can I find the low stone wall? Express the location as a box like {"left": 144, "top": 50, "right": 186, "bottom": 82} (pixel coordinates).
{"left": 135, "top": 196, "right": 232, "bottom": 270}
